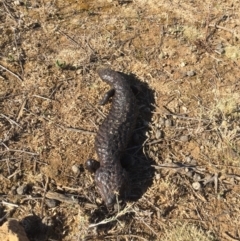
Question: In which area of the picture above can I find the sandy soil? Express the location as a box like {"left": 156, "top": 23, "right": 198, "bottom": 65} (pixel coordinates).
{"left": 0, "top": 0, "right": 240, "bottom": 240}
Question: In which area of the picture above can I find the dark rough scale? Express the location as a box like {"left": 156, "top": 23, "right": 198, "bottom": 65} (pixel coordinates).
{"left": 94, "top": 68, "right": 138, "bottom": 207}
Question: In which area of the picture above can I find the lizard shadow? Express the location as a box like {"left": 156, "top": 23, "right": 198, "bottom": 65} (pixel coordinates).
{"left": 121, "top": 72, "right": 156, "bottom": 203}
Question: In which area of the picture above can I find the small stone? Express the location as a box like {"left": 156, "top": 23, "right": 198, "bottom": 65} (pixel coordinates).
{"left": 189, "top": 159, "right": 197, "bottom": 165}
{"left": 71, "top": 164, "right": 80, "bottom": 175}
{"left": 179, "top": 135, "right": 189, "bottom": 142}
{"left": 155, "top": 129, "right": 163, "bottom": 139}
{"left": 159, "top": 117, "right": 165, "bottom": 126}
{"left": 16, "top": 184, "right": 28, "bottom": 195}
{"left": 185, "top": 170, "right": 194, "bottom": 178}
{"left": 45, "top": 198, "right": 58, "bottom": 208}
{"left": 215, "top": 43, "right": 225, "bottom": 54}
{"left": 14, "top": 0, "right": 23, "bottom": 6}
{"left": 165, "top": 119, "right": 173, "bottom": 127}
{"left": 186, "top": 70, "right": 196, "bottom": 77}
{"left": 10, "top": 186, "right": 17, "bottom": 195}
{"left": 185, "top": 156, "right": 192, "bottom": 163}
{"left": 193, "top": 173, "right": 201, "bottom": 181}
{"left": 155, "top": 173, "right": 161, "bottom": 180}
{"left": 180, "top": 62, "right": 187, "bottom": 67}
{"left": 76, "top": 69, "right": 83, "bottom": 75}
{"left": 192, "top": 182, "right": 201, "bottom": 190}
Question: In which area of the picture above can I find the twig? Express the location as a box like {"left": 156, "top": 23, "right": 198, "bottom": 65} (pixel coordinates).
{"left": 13, "top": 29, "right": 24, "bottom": 76}
{"left": 135, "top": 215, "right": 158, "bottom": 235}
{"left": 56, "top": 185, "right": 83, "bottom": 192}
{"left": 45, "top": 191, "right": 79, "bottom": 205}
{"left": 21, "top": 197, "right": 43, "bottom": 202}
{"left": 61, "top": 126, "right": 95, "bottom": 135}
{"left": 0, "top": 148, "right": 39, "bottom": 156}
{"left": 1, "top": 113, "right": 22, "bottom": 128}
{"left": 21, "top": 108, "right": 95, "bottom": 135}
{"left": 214, "top": 173, "right": 218, "bottom": 194}
{"left": 223, "top": 232, "right": 240, "bottom": 241}
{"left": 32, "top": 94, "right": 53, "bottom": 101}
{"left": 7, "top": 170, "right": 22, "bottom": 179}
{"left": 2, "top": 0, "right": 19, "bottom": 22}
{"left": 87, "top": 234, "right": 149, "bottom": 241}
{"left": 89, "top": 203, "right": 134, "bottom": 228}
{"left": 0, "top": 63, "right": 23, "bottom": 82}
{"left": 41, "top": 176, "right": 49, "bottom": 218}
{"left": 0, "top": 212, "right": 8, "bottom": 222}
{"left": 161, "top": 106, "right": 210, "bottom": 122}
{"left": 57, "top": 29, "right": 85, "bottom": 50}
{"left": 16, "top": 98, "right": 27, "bottom": 122}
{"left": 152, "top": 163, "right": 197, "bottom": 170}
{"left": 209, "top": 24, "right": 240, "bottom": 38}
{"left": 46, "top": 191, "right": 97, "bottom": 209}
{"left": 2, "top": 200, "right": 19, "bottom": 208}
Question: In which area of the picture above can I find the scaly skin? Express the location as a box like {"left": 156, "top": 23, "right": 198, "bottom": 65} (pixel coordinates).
{"left": 94, "top": 68, "right": 137, "bottom": 207}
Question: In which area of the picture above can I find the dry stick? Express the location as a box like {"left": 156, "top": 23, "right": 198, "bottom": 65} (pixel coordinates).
{"left": 32, "top": 94, "right": 53, "bottom": 101}
{"left": 13, "top": 29, "right": 24, "bottom": 76}
{"left": 57, "top": 29, "right": 85, "bottom": 50}
{"left": 209, "top": 24, "right": 240, "bottom": 38}
{"left": 7, "top": 170, "right": 22, "bottom": 179}
{"left": 135, "top": 216, "right": 158, "bottom": 236}
{"left": 45, "top": 191, "right": 79, "bottom": 205}
{"left": 89, "top": 203, "right": 134, "bottom": 228}
{"left": 214, "top": 173, "right": 218, "bottom": 194}
{"left": 0, "top": 63, "right": 23, "bottom": 82}
{"left": 23, "top": 108, "right": 94, "bottom": 135}
{"left": 1, "top": 113, "right": 22, "bottom": 128}
{"left": 61, "top": 126, "right": 95, "bottom": 135}
{"left": 46, "top": 191, "right": 97, "bottom": 209}
{"left": 102, "top": 235, "right": 148, "bottom": 241}
{"left": 2, "top": 200, "right": 19, "bottom": 208}
{"left": 16, "top": 98, "right": 27, "bottom": 122}
{"left": 0, "top": 213, "right": 8, "bottom": 222}
{"left": 2, "top": 0, "right": 18, "bottom": 21}
{"left": 41, "top": 176, "right": 49, "bottom": 218}
{"left": 56, "top": 185, "right": 83, "bottom": 192}
{"left": 223, "top": 232, "right": 240, "bottom": 241}
{"left": 0, "top": 148, "right": 39, "bottom": 156}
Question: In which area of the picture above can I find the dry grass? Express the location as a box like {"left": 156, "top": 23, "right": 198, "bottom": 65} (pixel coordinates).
{"left": 0, "top": 0, "right": 240, "bottom": 240}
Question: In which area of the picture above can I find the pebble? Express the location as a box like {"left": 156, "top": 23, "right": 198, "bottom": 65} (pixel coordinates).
{"left": 71, "top": 164, "right": 80, "bottom": 175}
{"left": 16, "top": 184, "right": 28, "bottom": 195}
{"left": 165, "top": 119, "right": 173, "bottom": 127}
{"left": 193, "top": 173, "right": 201, "bottom": 181}
{"left": 45, "top": 198, "right": 58, "bottom": 208}
{"left": 155, "top": 173, "right": 161, "bottom": 180}
{"left": 192, "top": 182, "right": 201, "bottom": 190}
{"left": 159, "top": 117, "right": 166, "bottom": 126}
{"left": 185, "top": 156, "right": 192, "bottom": 163}
{"left": 155, "top": 129, "right": 163, "bottom": 139}
{"left": 179, "top": 135, "right": 189, "bottom": 142}
{"left": 186, "top": 70, "right": 196, "bottom": 77}
{"left": 215, "top": 43, "right": 225, "bottom": 54}
{"left": 10, "top": 186, "right": 17, "bottom": 195}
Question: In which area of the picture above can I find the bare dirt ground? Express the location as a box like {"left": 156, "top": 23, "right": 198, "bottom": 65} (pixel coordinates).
{"left": 0, "top": 0, "right": 240, "bottom": 240}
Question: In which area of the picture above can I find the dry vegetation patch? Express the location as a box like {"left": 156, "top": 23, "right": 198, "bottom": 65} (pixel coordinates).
{"left": 0, "top": 0, "right": 240, "bottom": 240}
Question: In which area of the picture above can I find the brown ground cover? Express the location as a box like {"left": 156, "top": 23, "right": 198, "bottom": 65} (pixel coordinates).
{"left": 0, "top": 0, "right": 240, "bottom": 240}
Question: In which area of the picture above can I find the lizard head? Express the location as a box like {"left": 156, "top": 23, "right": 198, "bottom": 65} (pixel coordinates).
{"left": 95, "top": 163, "right": 127, "bottom": 208}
